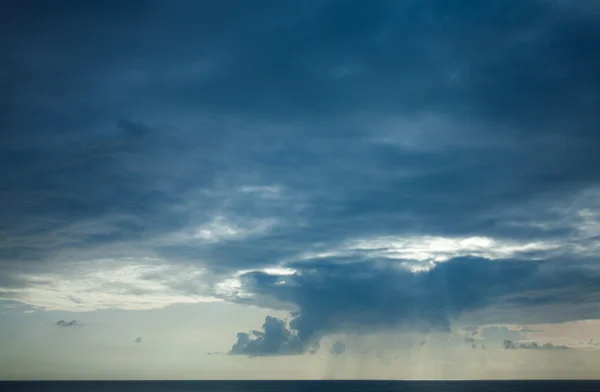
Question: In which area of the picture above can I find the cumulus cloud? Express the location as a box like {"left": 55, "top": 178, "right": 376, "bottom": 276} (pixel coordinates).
{"left": 230, "top": 316, "right": 317, "bottom": 356}
{"left": 56, "top": 320, "right": 82, "bottom": 327}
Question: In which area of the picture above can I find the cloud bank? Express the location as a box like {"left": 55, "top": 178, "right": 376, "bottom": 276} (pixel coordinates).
{"left": 2, "top": 0, "right": 600, "bottom": 357}
{"left": 227, "top": 257, "right": 600, "bottom": 347}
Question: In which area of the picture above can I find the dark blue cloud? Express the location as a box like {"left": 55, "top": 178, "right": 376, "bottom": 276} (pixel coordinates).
{"left": 227, "top": 257, "right": 600, "bottom": 350}
{"left": 1, "top": 0, "right": 600, "bottom": 337}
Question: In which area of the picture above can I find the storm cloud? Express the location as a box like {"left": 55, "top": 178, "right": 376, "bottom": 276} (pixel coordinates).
{"left": 2, "top": 0, "right": 600, "bottom": 358}
{"left": 227, "top": 257, "right": 600, "bottom": 349}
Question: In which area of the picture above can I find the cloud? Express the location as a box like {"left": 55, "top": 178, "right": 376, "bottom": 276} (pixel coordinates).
{"left": 135, "top": 337, "right": 143, "bottom": 343}
{"left": 56, "top": 320, "right": 82, "bottom": 327}
{"left": 3, "top": 0, "right": 600, "bottom": 274}
{"left": 230, "top": 316, "right": 318, "bottom": 356}
{"left": 2, "top": 0, "right": 600, "bottom": 360}
{"left": 480, "top": 326, "right": 527, "bottom": 342}
{"left": 586, "top": 339, "right": 600, "bottom": 347}
{"left": 226, "top": 257, "right": 600, "bottom": 352}
{"left": 462, "top": 326, "right": 527, "bottom": 350}
{"left": 518, "top": 327, "right": 544, "bottom": 333}
{"left": 1, "top": 261, "right": 215, "bottom": 311}
{"left": 330, "top": 340, "right": 346, "bottom": 355}
{"left": 503, "top": 340, "right": 516, "bottom": 350}
{"left": 504, "top": 340, "right": 570, "bottom": 350}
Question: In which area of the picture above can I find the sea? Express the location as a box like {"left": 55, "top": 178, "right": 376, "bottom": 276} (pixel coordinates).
{"left": 1, "top": 381, "right": 600, "bottom": 392}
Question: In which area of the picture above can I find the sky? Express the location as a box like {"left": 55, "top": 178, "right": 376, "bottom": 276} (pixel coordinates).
{"left": 2, "top": 0, "right": 600, "bottom": 380}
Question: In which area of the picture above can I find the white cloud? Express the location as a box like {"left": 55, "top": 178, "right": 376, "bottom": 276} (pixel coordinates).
{"left": 214, "top": 267, "right": 297, "bottom": 299}
{"left": 1, "top": 259, "right": 216, "bottom": 312}
{"left": 293, "top": 235, "right": 558, "bottom": 271}
{"left": 160, "top": 216, "right": 278, "bottom": 245}
{"left": 262, "top": 267, "right": 296, "bottom": 276}
{"left": 214, "top": 277, "right": 243, "bottom": 298}
{"left": 350, "top": 235, "right": 557, "bottom": 264}
{"left": 193, "top": 217, "right": 240, "bottom": 241}
{"left": 194, "top": 216, "right": 278, "bottom": 242}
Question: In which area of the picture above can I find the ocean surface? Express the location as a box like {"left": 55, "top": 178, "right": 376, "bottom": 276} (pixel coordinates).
{"left": 1, "top": 381, "right": 600, "bottom": 392}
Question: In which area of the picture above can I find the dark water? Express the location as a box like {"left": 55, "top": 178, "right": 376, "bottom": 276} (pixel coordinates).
{"left": 1, "top": 381, "right": 600, "bottom": 392}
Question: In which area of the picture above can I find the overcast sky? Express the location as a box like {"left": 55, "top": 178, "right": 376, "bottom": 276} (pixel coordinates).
{"left": 2, "top": 0, "right": 600, "bottom": 380}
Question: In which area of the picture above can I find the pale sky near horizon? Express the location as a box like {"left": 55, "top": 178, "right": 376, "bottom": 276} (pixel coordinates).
{"left": 2, "top": 302, "right": 600, "bottom": 379}
{"left": 2, "top": 0, "right": 600, "bottom": 380}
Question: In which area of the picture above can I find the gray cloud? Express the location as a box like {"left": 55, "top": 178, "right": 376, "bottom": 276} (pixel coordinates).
{"left": 480, "top": 326, "right": 526, "bottom": 342}
{"left": 463, "top": 326, "right": 527, "bottom": 350}
{"left": 330, "top": 340, "right": 346, "bottom": 355}
{"left": 3, "top": 0, "right": 600, "bottom": 276}
{"left": 2, "top": 0, "right": 600, "bottom": 356}
{"left": 586, "top": 339, "right": 600, "bottom": 347}
{"left": 230, "top": 316, "right": 317, "bottom": 356}
{"left": 56, "top": 320, "right": 82, "bottom": 327}
{"left": 504, "top": 340, "right": 569, "bottom": 350}
{"left": 227, "top": 257, "right": 600, "bottom": 353}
